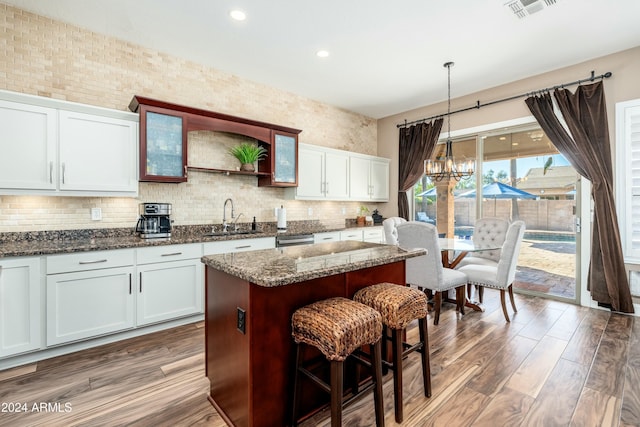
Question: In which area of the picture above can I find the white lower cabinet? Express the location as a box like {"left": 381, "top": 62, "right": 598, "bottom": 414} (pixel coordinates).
{"left": 203, "top": 237, "right": 275, "bottom": 255}
{"left": 46, "top": 265, "right": 135, "bottom": 346}
{"left": 136, "top": 244, "right": 203, "bottom": 326}
{"left": 46, "top": 249, "right": 135, "bottom": 346}
{"left": 314, "top": 231, "right": 341, "bottom": 243}
{"left": 340, "top": 230, "right": 364, "bottom": 241}
{"left": 315, "top": 227, "right": 383, "bottom": 245}
{"left": 0, "top": 257, "right": 42, "bottom": 358}
{"left": 363, "top": 227, "right": 384, "bottom": 243}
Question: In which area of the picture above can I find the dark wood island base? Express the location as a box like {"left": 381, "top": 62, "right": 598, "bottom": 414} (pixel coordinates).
{"left": 202, "top": 241, "right": 424, "bottom": 426}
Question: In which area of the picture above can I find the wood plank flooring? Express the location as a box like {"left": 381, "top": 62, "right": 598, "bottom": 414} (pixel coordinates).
{"left": 0, "top": 292, "right": 638, "bottom": 427}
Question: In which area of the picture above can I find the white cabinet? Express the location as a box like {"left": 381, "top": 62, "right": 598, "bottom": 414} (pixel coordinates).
{"left": 136, "top": 244, "right": 203, "bottom": 326}
{"left": 314, "top": 231, "right": 342, "bottom": 244}
{"left": 363, "top": 227, "right": 384, "bottom": 243}
{"left": 318, "top": 227, "right": 383, "bottom": 244}
{"left": 286, "top": 143, "right": 388, "bottom": 202}
{"left": 58, "top": 110, "right": 138, "bottom": 194}
{"left": 0, "top": 90, "right": 138, "bottom": 197}
{"left": 0, "top": 257, "right": 42, "bottom": 358}
{"left": 349, "top": 155, "right": 390, "bottom": 201}
{"left": 203, "top": 237, "right": 275, "bottom": 255}
{"left": 340, "top": 230, "right": 364, "bottom": 241}
{"left": 0, "top": 99, "right": 57, "bottom": 191}
{"left": 46, "top": 249, "right": 135, "bottom": 346}
{"left": 287, "top": 144, "right": 350, "bottom": 200}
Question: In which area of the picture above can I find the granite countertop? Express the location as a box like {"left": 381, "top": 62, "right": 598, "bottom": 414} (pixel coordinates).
{"left": 201, "top": 240, "right": 425, "bottom": 287}
{"left": 0, "top": 222, "right": 384, "bottom": 258}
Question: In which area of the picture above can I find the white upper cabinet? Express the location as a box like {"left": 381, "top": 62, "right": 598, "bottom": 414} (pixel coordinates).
{"left": 0, "top": 99, "right": 57, "bottom": 191}
{"left": 292, "top": 144, "right": 350, "bottom": 200}
{"left": 349, "top": 155, "right": 390, "bottom": 201}
{"left": 0, "top": 90, "right": 138, "bottom": 197}
{"left": 58, "top": 111, "right": 138, "bottom": 194}
{"left": 287, "top": 143, "right": 388, "bottom": 202}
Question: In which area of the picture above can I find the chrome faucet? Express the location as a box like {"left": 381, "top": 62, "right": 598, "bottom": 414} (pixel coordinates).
{"left": 222, "top": 198, "right": 235, "bottom": 233}
{"left": 231, "top": 213, "right": 244, "bottom": 232}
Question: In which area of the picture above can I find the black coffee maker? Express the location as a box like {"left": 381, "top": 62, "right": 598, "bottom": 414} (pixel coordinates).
{"left": 135, "top": 203, "right": 172, "bottom": 238}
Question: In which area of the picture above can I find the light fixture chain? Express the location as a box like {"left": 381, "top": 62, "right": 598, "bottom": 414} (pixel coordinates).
{"left": 447, "top": 62, "right": 451, "bottom": 139}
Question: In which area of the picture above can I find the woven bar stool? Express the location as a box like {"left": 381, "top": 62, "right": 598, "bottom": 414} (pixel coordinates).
{"left": 291, "top": 297, "right": 385, "bottom": 427}
{"left": 354, "top": 283, "right": 431, "bottom": 423}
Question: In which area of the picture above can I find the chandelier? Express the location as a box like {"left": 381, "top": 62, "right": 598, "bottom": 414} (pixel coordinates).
{"left": 425, "top": 62, "right": 475, "bottom": 182}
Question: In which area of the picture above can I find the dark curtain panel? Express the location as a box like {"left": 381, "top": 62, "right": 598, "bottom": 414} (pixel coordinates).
{"left": 525, "top": 82, "right": 633, "bottom": 313}
{"left": 398, "top": 119, "right": 443, "bottom": 219}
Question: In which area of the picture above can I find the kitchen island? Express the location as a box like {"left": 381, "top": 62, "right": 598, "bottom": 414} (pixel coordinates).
{"left": 201, "top": 240, "right": 425, "bottom": 427}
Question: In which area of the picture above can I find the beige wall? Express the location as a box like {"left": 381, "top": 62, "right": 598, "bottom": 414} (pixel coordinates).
{"left": 0, "top": 4, "right": 379, "bottom": 232}
{"left": 377, "top": 46, "right": 640, "bottom": 216}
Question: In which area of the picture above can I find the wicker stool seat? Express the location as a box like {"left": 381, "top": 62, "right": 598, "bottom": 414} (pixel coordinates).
{"left": 354, "top": 283, "right": 432, "bottom": 423}
{"left": 291, "top": 297, "right": 385, "bottom": 427}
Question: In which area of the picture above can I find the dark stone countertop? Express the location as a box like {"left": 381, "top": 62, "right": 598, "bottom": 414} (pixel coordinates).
{"left": 0, "top": 222, "right": 383, "bottom": 258}
{"left": 201, "top": 240, "right": 424, "bottom": 287}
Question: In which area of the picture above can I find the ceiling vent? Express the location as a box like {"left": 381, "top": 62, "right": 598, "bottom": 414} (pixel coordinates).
{"left": 504, "top": 0, "right": 560, "bottom": 19}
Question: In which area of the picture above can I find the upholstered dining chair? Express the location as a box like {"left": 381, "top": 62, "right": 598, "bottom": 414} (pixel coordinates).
{"left": 456, "top": 217, "right": 509, "bottom": 300}
{"left": 396, "top": 222, "right": 468, "bottom": 325}
{"left": 383, "top": 216, "right": 407, "bottom": 245}
{"left": 456, "top": 217, "right": 510, "bottom": 269}
{"left": 457, "top": 220, "right": 526, "bottom": 322}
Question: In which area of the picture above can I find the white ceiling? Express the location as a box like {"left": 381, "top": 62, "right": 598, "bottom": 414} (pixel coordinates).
{"left": 4, "top": 0, "right": 640, "bottom": 118}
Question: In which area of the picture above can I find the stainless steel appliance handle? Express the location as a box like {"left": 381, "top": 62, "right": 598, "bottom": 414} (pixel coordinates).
{"left": 280, "top": 237, "right": 314, "bottom": 245}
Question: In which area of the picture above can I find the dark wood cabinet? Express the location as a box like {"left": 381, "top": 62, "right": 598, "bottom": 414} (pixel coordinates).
{"left": 135, "top": 104, "right": 187, "bottom": 183}
{"left": 129, "top": 96, "right": 301, "bottom": 186}
{"left": 257, "top": 131, "right": 298, "bottom": 187}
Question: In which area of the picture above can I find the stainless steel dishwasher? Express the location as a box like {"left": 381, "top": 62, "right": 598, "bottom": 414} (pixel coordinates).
{"left": 275, "top": 234, "right": 315, "bottom": 247}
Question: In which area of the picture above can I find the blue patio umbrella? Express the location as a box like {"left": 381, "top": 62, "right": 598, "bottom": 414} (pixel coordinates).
{"left": 459, "top": 182, "right": 537, "bottom": 219}
{"left": 458, "top": 182, "right": 537, "bottom": 200}
{"left": 416, "top": 187, "right": 437, "bottom": 198}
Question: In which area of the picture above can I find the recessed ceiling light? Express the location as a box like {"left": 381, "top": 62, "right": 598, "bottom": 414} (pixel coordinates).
{"left": 316, "top": 50, "right": 330, "bottom": 58}
{"left": 230, "top": 10, "right": 246, "bottom": 21}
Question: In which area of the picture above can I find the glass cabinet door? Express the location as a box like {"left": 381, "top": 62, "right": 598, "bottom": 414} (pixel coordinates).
{"left": 272, "top": 132, "right": 297, "bottom": 185}
{"left": 139, "top": 106, "right": 187, "bottom": 182}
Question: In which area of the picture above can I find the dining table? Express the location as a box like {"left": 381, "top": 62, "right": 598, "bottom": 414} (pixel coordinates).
{"left": 438, "top": 237, "right": 503, "bottom": 312}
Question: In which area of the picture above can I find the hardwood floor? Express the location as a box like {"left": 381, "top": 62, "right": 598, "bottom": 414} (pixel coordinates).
{"left": 0, "top": 292, "right": 638, "bottom": 427}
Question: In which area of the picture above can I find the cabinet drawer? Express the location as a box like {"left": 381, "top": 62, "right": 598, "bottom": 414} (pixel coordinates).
{"left": 340, "top": 230, "right": 364, "bottom": 241}
{"left": 314, "top": 231, "right": 341, "bottom": 243}
{"left": 47, "top": 249, "right": 135, "bottom": 274}
{"left": 363, "top": 227, "right": 384, "bottom": 242}
{"left": 136, "top": 244, "right": 202, "bottom": 265}
{"left": 203, "top": 237, "right": 275, "bottom": 255}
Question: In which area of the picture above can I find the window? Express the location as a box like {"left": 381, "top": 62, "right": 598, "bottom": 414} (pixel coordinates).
{"left": 616, "top": 99, "right": 640, "bottom": 267}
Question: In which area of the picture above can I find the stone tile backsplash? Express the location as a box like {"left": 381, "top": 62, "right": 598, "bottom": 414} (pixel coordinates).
{"left": 0, "top": 4, "right": 385, "bottom": 233}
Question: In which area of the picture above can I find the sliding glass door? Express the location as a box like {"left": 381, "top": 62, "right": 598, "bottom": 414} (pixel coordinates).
{"left": 414, "top": 124, "right": 579, "bottom": 302}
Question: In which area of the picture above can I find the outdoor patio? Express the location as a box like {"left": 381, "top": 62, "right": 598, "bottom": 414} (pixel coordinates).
{"left": 515, "top": 235, "right": 576, "bottom": 299}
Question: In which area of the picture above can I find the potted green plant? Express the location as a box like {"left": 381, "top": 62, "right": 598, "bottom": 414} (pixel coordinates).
{"left": 357, "top": 205, "right": 369, "bottom": 226}
{"left": 228, "top": 142, "right": 268, "bottom": 172}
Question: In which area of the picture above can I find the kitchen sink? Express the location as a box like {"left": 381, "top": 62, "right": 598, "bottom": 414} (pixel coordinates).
{"left": 203, "top": 231, "right": 264, "bottom": 237}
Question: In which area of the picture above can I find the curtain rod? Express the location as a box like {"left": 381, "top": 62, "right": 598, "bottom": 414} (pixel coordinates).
{"left": 397, "top": 70, "right": 613, "bottom": 128}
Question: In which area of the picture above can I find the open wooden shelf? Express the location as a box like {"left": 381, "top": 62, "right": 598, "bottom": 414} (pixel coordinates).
{"left": 186, "top": 166, "right": 270, "bottom": 177}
